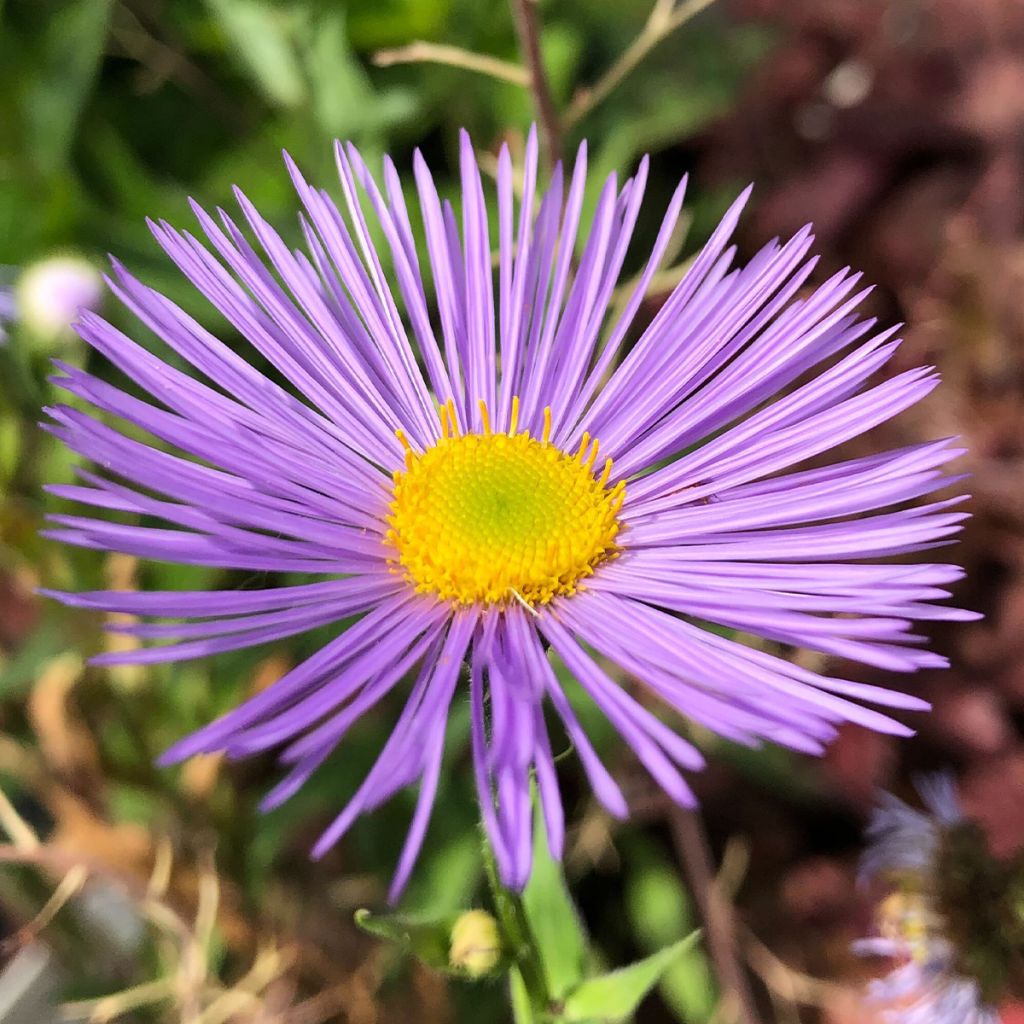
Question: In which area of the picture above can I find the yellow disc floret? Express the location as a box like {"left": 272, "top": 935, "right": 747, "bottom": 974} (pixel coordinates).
{"left": 387, "top": 398, "right": 625, "bottom": 607}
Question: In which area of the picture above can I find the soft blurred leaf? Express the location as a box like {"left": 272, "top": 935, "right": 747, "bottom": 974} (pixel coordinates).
{"left": 520, "top": 801, "right": 588, "bottom": 1000}
{"left": 0, "top": 416, "right": 21, "bottom": 484}
{"left": 203, "top": 0, "right": 307, "bottom": 109}
{"left": 624, "top": 838, "right": 715, "bottom": 1021}
{"left": 560, "top": 932, "right": 701, "bottom": 1023}
{"left": 21, "top": 0, "right": 113, "bottom": 174}
{"left": 354, "top": 907, "right": 454, "bottom": 970}
{"left": 347, "top": 0, "right": 454, "bottom": 50}
{"left": 299, "top": 6, "right": 418, "bottom": 138}
{"left": 405, "top": 827, "right": 482, "bottom": 916}
{"left": 0, "top": 617, "right": 66, "bottom": 698}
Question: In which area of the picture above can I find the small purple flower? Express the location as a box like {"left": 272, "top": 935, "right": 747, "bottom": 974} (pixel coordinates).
{"left": 0, "top": 283, "right": 15, "bottom": 343}
{"left": 43, "top": 129, "right": 973, "bottom": 898}
{"left": 856, "top": 779, "right": 1000, "bottom": 1024}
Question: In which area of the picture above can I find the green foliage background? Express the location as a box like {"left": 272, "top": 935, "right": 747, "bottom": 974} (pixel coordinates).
{"left": 0, "top": 1, "right": 779, "bottom": 1020}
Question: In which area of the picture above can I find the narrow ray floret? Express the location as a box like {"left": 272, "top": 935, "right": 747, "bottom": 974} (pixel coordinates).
{"left": 43, "top": 128, "right": 974, "bottom": 899}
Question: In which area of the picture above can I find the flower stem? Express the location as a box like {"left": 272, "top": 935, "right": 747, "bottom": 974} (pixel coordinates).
{"left": 481, "top": 837, "right": 551, "bottom": 1019}
{"left": 564, "top": 0, "right": 717, "bottom": 129}
{"left": 372, "top": 42, "right": 531, "bottom": 87}
{"left": 508, "top": 0, "right": 563, "bottom": 169}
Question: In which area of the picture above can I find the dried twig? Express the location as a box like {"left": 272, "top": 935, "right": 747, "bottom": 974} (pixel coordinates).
{"left": 0, "top": 839, "right": 290, "bottom": 1024}
{"left": 670, "top": 809, "right": 764, "bottom": 1024}
{"left": 61, "top": 977, "right": 177, "bottom": 1023}
{"left": 740, "top": 923, "right": 847, "bottom": 1009}
{"left": 0, "top": 865, "right": 87, "bottom": 955}
{"left": 373, "top": 42, "right": 530, "bottom": 86}
{"left": 508, "top": 0, "right": 563, "bottom": 167}
{"left": 565, "top": 0, "right": 717, "bottom": 128}
{"left": 0, "top": 786, "right": 41, "bottom": 850}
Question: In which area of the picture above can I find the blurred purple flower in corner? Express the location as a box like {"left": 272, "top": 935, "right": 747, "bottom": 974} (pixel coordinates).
{"left": 856, "top": 777, "right": 1001, "bottom": 1024}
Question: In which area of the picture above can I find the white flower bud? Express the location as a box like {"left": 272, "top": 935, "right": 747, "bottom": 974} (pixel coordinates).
{"left": 15, "top": 256, "right": 102, "bottom": 341}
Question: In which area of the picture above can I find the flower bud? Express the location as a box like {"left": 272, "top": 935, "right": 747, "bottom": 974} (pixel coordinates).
{"left": 448, "top": 909, "right": 502, "bottom": 976}
{"left": 15, "top": 256, "right": 102, "bottom": 343}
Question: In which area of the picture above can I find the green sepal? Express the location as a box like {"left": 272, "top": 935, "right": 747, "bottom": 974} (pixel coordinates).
{"left": 354, "top": 908, "right": 507, "bottom": 979}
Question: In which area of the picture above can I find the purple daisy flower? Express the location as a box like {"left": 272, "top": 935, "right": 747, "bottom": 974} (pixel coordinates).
{"left": 43, "top": 129, "right": 972, "bottom": 899}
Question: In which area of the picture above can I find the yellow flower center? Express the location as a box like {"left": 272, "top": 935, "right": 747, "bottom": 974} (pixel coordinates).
{"left": 387, "top": 398, "right": 625, "bottom": 607}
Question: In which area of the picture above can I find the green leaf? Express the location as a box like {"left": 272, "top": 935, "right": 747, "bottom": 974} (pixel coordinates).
{"left": 404, "top": 828, "right": 483, "bottom": 918}
{"left": 354, "top": 908, "right": 453, "bottom": 970}
{"left": 0, "top": 416, "right": 20, "bottom": 485}
{"left": 0, "top": 616, "right": 67, "bottom": 697}
{"left": 520, "top": 805, "right": 588, "bottom": 1000}
{"left": 560, "top": 933, "right": 702, "bottom": 1023}
{"left": 624, "top": 839, "right": 715, "bottom": 1021}
{"left": 22, "top": 0, "right": 114, "bottom": 173}
{"left": 203, "top": 0, "right": 307, "bottom": 109}
{"left": 298, "top": 6, "right": 417, "bottom": 138}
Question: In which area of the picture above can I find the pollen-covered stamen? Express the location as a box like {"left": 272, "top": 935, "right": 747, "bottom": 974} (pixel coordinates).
{"left": 386, "top": 399, "right": 625, "bottom": 607}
